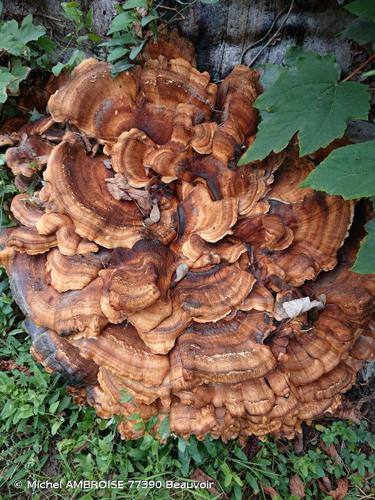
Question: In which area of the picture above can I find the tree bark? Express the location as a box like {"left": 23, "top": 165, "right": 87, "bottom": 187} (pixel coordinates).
{"left": 2, "top": 0, "right": 355, "bottom": 79}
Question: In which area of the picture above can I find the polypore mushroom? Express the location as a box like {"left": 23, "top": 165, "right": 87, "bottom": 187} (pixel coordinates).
{"left": 1, "top": 34, "right": 374, "bottom": 443}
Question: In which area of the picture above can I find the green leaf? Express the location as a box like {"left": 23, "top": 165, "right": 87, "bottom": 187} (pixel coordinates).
{"left": 7, "top": 59, "right": 30, "bottom": 95}
{"left": 119, "top": 388, "right": 133, "bottom": 403}
{"left": 344, "top": 0, "right": 375, "bottom": 21}
{"left": 158, "top": 416, "right": 170, "bottom": 440}
{"left": 107, "top": 12, "right": 135, "bottom": 34}
{"left": 129, "top": 40, "right": 145, "bottom": 60}
{"left": 123, "top": 0, "right": 147, "bottom": 10}
{"left": 238, "top": 49, "right": 370, "bottom": 164}
{"left": 19, "top": 15, "right": 46, "bottom": 45}
{"left": 51, "top": 49, "right": 85, "bottom": 76}
{"left": 300, "top": 141, "right": 375, "bottom": 199}
{"left": 141, "top": 14, "right": 159, "bottom": 27}
{"left": 260, "top": 64, "right": 284, "bottom": 90}
{"left": 0, "top": 67, "right": 16, "bottom": 103}
{"left": 61, "top": 2, "right": 83, "bottom": 26}
{"left": 34, "top": 35, "right": 56, "bottom": 53}
{"left": 361, "top": 69, "right": 375, "bottom": 79}
{"left": 351, "top": 219, "right": 375, "bottom": 274}
{"left": 51, "top": 62, "right": 65, "bottom": 76}
{"left": 51, "top": 420, "right": 61, "bottom": 435}
{"left": 200, "top": 0, "right": 220, "bottom": 4}
{"left": 107, "top": 47, "right": 129, "bottom": 63}
{"left": 111, "top": 60, "right": 134, "bottom": 76}
{"left": 341, "top": 17, "right": 375, "bottom": 44}
{"left": 100, "top": 33, "right": 139, "bottom": 47}
{"left": 85, "top": 7, "right": 94, "bottom": 28}
{"left": 87, "top": 32, "right": 102, "bottom": 43}
{"left": 0, "top": 15, "right": 45, "bottom": 57}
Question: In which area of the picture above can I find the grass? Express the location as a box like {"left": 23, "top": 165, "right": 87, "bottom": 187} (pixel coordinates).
{"left": 0, "top": 269, "right": 374, "bottom": 499}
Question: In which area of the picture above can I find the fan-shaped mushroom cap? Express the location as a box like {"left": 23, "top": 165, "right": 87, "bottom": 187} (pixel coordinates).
{"left": 350, "top": 333, "right": 375, "bottom": 361}
{"left": 5, "top": 135, "right": 52, "bottom": 177}
{"left": 47, "top": 249, "right": 110, "bottom": 292}
{"left": 173, "top": 263, "right": 255, "bottom": 323}
{"left": 134, "top": 306, "right": 191, "bottom": 355}
{"left": 0, "top": 117, "right": 27, "bottom": 146}
{"left": 304, "top": 260, "right": 375, "bottom": 323}
{"left": 37, "top": 213, "right": 99, "bottom": 256}
{"left": 110, "top": 128, "right": 156, "bottom": 187}
{"left": 170, "top": 403, "right": 218, "bottom": 440}
{"left": 143, "top": 28, "right": 196, "bottom": 66}
{"left": 48, "top": 56, "right": 216, "bottom": 146}
{"left": 215, "top": 65, "right": 260, "bottom": 145}
{"left": 8, "top": 253, "right": 107, "bottom": 336}
{"left": 10, "top": 193, "right": 44, "bottom": 227}
{"left": 100, "top": 239, "right": 178, "bottom": 319}
{"left": 234, "top": 213, "right": 294, "bottom": 252}
{"left": 294, "top": 362, "right": 354, "bottom": 404}
{"left": 75, "top": 323, "right": 170, "bottom": 387}
{"left": 240, "top": 284, "right": 275, "bottom": 313}
{"left": 173, "top": 184, "right": 238, "bottom": 260}
{"left": 99, "top": 366, "right": 171, "bottom": 407}
{"left": 1, "top": 227, "right": 57, "bottom": 256}
{"left": 139, "top": 58, "right": 217, "bottom": 140}
{"left": 25, "top": 320, "right": 98, "bottom": 386}
{"left": 48, "top": 59, "right": 140, "bottom": 142}
{"left": 268, "top": 157, "right": 315, "bottom": 204}
{"left": 256, "top": 194, "right": 354, "bottom": 286}
{"left": 42, "top": 135, "right": 145, "bottom": 248}
{"left": 170, "top": 312, "right": 275, "bottom": 389}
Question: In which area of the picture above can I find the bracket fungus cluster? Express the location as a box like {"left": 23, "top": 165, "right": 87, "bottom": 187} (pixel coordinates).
{"left": 1, "top": 33, "right": 374, "bottom": 442}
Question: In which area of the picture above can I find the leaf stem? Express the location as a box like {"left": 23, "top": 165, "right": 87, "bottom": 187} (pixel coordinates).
{"left": 342, "top": 53, "right": 375, "bottom": 82}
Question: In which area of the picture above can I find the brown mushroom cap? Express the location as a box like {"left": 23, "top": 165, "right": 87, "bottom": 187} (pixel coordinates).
{"left": 47, "top": 249, "right": 110, "bottom": 292}
{"left": 2, "top": 39, "right": 374, "bottom": 442}
{"left": 42, "top": 134, "right": 145, "bottom": 248}
{"left": 48, "top": 59, "right": 139, "bottom": 142}
{"left": 7, "top": 253, "right": 107, "bottom": 336}
{"left": 5, "top": 135, "right": 52, "bottom": 177}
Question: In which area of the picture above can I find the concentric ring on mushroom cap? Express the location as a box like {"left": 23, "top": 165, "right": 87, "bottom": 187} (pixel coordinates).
{"left": 41, "top": 134, "right": 145, "bottom": 249}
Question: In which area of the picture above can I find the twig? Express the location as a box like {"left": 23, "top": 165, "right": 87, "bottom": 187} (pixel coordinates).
{"left": 246, "top": 0, "right": 295, "bottom": 67}
{"left": 33, "top": 13, "right": 62, "bottom": 23}
{"left": 342, "top": 53, "right": 375, "bottom": 82}
{"left": 240, "top": 4, "right": 288, "bottom": 64}
{"left": 165, "top": 0, "right": 198, "bottom": 26}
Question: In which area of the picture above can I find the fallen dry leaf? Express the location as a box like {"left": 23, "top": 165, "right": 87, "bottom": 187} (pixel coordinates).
{"left": 334, "top": 400, "right": 363, "bottom": 424}
{"left": 289, "top": 474, "right": 305, "bottom": 498}
{"left": 0, "top": 359, "right": 30, "bottom": 376}
{"left": 275, "top": 295, "right": 326, "bottom": 320}
{"left": 319, "top": 476, "right": 333, "bottom": 492}
{"left": 294, "top": 432, "right": 304, "bottom": 453}
{"left": 320, "top": 439, "right": 339, "bottom": 460}
{"left": 328, "top": 478, "right": 349, "bottom": 500}
{"left": 106, "top": 173, "right": 152, "bottom": 212}
{"left": 261, "top": 483, "right": 279, "bottom": 499}
{"left": 189, "top": 469, "right": 219, "bottom": 495}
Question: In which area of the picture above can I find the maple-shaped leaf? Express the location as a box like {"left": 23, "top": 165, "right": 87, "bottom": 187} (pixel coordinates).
{"left": 0, "top": 67, "right": 15, "bottom": 103}
{"left": 344, "top": 0, "right": 375, "bottom": 21}
{"left": 300, "top": 141, "right": 375, "bottom": 199}
{"left": 239, "top": 49, "right": 370, "bottom": 164}
{"left": 7, "top": 59, "right": 30, "bottom": 95}
{"left": 351, "top": 219, "right": 375, "bottom": 274}
{"left": 0, "top": 15, "right": 45, "bottom": 57}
